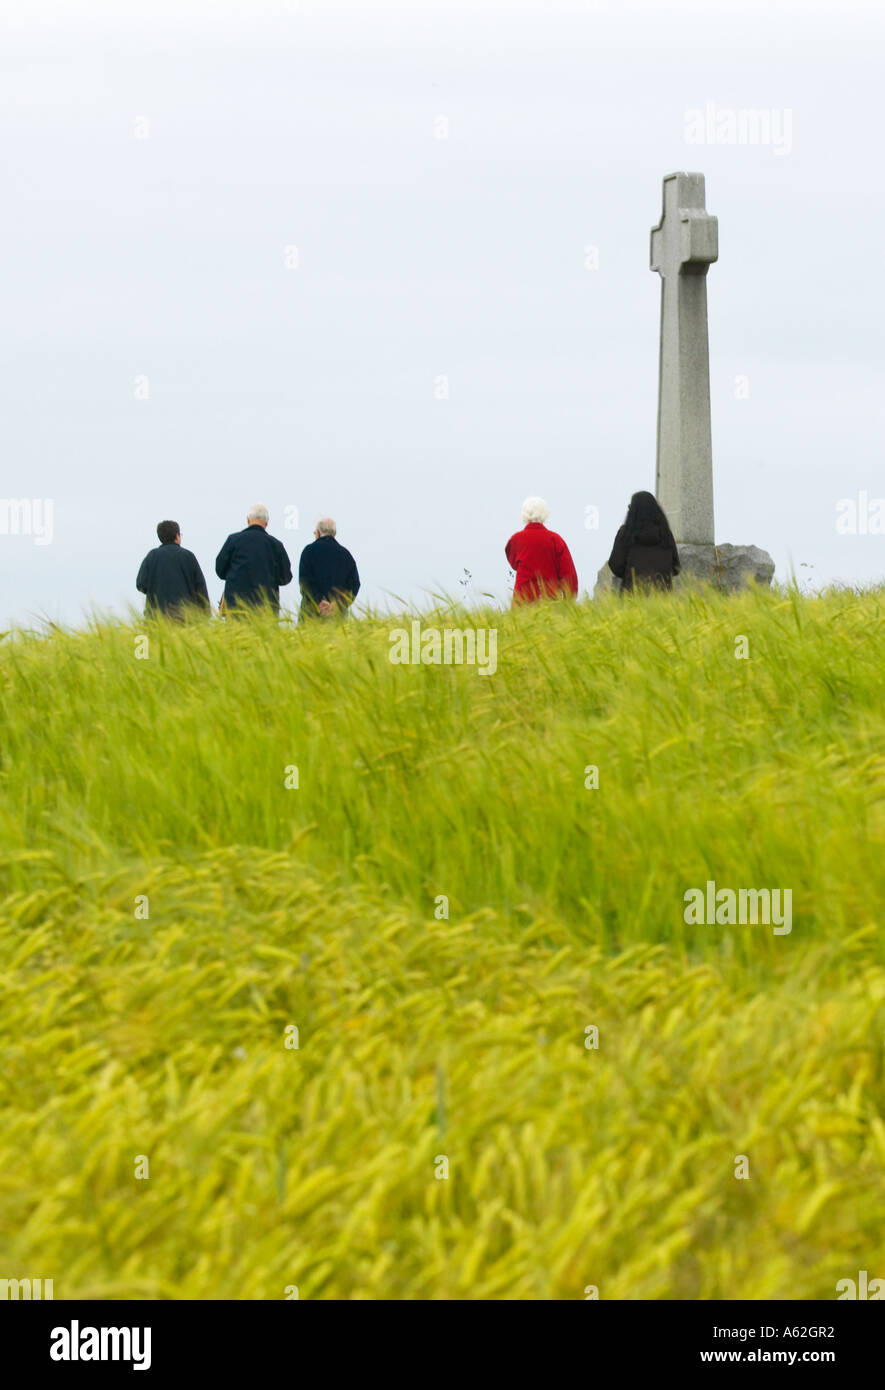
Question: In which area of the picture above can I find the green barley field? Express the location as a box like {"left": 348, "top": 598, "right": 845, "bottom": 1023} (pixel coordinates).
{"left": 1, "top": 586, "right": 884, "bottom": 1300}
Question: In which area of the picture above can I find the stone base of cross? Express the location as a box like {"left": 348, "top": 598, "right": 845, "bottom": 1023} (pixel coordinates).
{"left": 594, "top": 544, "right": 774, "bottom": 597}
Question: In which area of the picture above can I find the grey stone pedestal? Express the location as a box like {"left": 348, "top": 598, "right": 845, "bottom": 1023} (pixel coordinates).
{"left": 593, "top": 543, "right": 774, "bottom": 597}
{"left": 676, "top": 543, "right": 775, "bottom": 591}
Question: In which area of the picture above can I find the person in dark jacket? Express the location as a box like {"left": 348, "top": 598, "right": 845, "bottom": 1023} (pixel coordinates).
{"left": 136, "top": 520, "right": 210, "bottom": 618}
{"left": 215, "top": 504, "right": 293, "bottom": 614}
{"left": 607, "top": 491, "right": 680, "bottom": 593}
{"left": 299, "top": 517, "right": 361, "bottom": 619}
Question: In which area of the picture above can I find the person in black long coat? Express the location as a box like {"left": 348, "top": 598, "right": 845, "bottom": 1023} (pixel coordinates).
{"left": 136, "top": 520, "right": 210, "bottom": 617}
{"left": 215, "top": 504, "right": 293, "bottom": 615}
{"left": 607, "top": 491, "right": 680, "bottom": 593}
{"left": 299, "top": 517, "right": 361, "bottom": 619}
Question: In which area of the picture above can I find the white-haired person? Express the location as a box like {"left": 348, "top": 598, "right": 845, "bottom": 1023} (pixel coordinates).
{"left": 298, "top": 517, "right": 361, "bottom": 620}
{"left": 215, "top": 504, "right": 293, "bottom": 615}
{"left": 505, "top": 497, "right": 579, "bottom": 605}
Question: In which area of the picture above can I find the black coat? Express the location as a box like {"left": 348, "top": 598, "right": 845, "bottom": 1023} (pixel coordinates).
{"left": 608, "top": 523, "right": 680, "bottom": 592}
{"left": 215, "top": 525, "right": 293, "bottom": 612}
{"left": 298, "top": 535, "right": 360, "bottom": 615}
{"left": 136, "top": 542, "right": 210, "bottom": 616}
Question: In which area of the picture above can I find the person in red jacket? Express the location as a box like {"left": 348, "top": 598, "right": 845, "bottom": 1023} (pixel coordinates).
{"left": 505, "top": 497, "right": 579, "bottom": 605}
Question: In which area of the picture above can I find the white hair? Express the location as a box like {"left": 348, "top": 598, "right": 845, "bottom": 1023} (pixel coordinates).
{"left": 315, "top": 517, "right": 336, "bottom": 537}
{"left": 521, "top": 496, "right": 549, "bottom": 524}
{"left": 247, "top": 503, "right": 269, "bottom": 524}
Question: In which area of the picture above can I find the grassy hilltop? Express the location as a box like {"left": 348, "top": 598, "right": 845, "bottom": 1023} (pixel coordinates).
{"left": 1, "top": 586, "right": 884, "bottom": 1300}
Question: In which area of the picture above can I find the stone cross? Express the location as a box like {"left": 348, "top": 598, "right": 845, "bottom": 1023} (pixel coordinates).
{"left": 650, "top": 172, "right": 718, "bottom": 545}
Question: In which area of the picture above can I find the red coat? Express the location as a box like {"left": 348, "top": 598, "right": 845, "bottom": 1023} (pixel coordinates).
{"left": 505, "top": 522, "right": 579, "bottom": 604}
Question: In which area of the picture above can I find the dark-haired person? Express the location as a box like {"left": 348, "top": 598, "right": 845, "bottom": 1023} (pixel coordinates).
{"left": 505, "top": 496, "right": 579, "bottom": 605}
{"left": 215, "top": 504, "right": 293, "bottom": 615}
{"left": 136, "top": 520, "right": 210, "bottom": 618}
{"left": 299, "top": 517, "right": 360, "bottom": 620}
{"left": 607, "top": 491, "right": 680, "bottom": 593}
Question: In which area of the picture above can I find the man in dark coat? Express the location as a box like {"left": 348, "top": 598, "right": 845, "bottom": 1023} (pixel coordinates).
{"left": 136, "top": 520, "right": 210, "bottom": 618}
{"left": 299, "top": 518, "right": 361, "bottom": 619}
{"left": 215, "top": 504, "right": 293, "bottom": 614}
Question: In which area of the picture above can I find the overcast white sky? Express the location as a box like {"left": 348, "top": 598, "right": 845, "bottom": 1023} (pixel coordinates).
{"left": 1, "top": 0, "right": 883, "bottom": 626}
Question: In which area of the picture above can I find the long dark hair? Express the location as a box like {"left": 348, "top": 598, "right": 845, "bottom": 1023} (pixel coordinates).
{"left": 623, "top": 491, "right": 675, "bottom": 546}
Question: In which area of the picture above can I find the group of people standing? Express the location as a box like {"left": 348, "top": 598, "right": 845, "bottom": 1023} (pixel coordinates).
{"left": 504, "top": 490, "right": 679, "bottom": 601}
{"left": 136, "top": 491, "right": 680, "bottom": 620}
{"left": 136, "top": 505, "right": 360, "bottom": 620}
